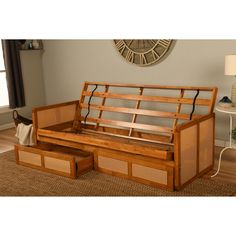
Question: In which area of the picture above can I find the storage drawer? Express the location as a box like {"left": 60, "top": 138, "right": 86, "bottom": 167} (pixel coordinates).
{"left": 15, "top": 143, "right": 93, "bottom": 178}
{"left": 95, "top": 149, "right": 174, "bottom": 191}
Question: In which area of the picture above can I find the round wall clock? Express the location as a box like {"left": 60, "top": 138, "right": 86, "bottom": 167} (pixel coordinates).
{"left": 114, "top": 40, "right": 172, "bottom": 66}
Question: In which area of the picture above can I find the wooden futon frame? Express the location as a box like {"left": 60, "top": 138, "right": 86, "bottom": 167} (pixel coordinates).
{"left": 32, "top": 82, "right": 217, "bottom": 191}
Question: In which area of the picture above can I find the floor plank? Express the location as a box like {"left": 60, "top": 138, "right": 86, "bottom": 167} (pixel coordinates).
{"left": 0, "top": 128, "right": 18, "bottom": 153}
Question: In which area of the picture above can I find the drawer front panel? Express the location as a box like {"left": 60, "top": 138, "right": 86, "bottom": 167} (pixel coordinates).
{"left": 132, "top": 164, "right": 167, "bottom": 185}
{"left": 98, "top": 156, "right": 128, "bottom": 174}
{"left": 18, "top": 150, "right": 41, "bottom": 166}
{"left": 44, "top": 156, "right": 71, "bottom": 173}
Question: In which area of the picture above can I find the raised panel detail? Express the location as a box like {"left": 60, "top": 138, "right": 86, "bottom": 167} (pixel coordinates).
{"left": 98, "top": 156, "right": 128, "bottom": 174}
{"left": 44, "top": 156, "right": 71, "bottom": 173}
{"left": 132, "top": 164, "right": 167, "bottom": 185}
{"left": 37, "top": 104, "right": 76, "bottom": 128}
{"left": 18, "top": 150, "right": 41, "bottom": 166}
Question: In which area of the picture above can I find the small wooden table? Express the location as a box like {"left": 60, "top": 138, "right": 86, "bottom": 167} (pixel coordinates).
{"left": 211, "top": 105, "right": 236, "bottom": 177}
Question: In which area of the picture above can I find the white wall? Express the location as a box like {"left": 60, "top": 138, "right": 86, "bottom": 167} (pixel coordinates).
{"left": 0, "top": 50, "right": 46, "bottom": 126}
{"left": 41, "top": 40, "right": 236, "bottom": 141}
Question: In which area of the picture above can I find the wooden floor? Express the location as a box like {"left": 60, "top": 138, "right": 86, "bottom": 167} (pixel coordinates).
{"left": 0, "top": 128, "right": 235, "bottom": 187}
{"left": 0, "top": 128, "right": 18, "bottom": 153}
{"left": 205, "top": 147, "right": 236, "bottom": 185}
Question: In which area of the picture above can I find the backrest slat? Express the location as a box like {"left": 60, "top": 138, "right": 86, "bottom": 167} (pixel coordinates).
{"left": 74, "top": 82, "right": 217, "bottom": 144}
{"left": 129, "top": 87, "right": 144, "bottom": 136}
{"left": 95, "top": 85, "right": 109, "bottom": 130}
{"left": 79, "top": 103, "right": 201, "bottom": 120}
{"left": 82, "top": 91, "right": 211, "bottom": 106}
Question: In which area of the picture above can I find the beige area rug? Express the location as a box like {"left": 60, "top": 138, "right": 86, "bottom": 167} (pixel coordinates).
{"left": 0, "top": 151, "right": 235, "bottom": 196}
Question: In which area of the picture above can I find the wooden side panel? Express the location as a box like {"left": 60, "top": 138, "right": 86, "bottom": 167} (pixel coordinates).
{"left": 132, "top": 164, "right": 168, "bottom": 185}
{"left": 98, "top": 156, "right": 128, "bottom": 174}
{"left": 44, "top": 156, "right": 71, "bottom": 173}
{"left": 18, "top": 150, "right": 41, "bottom": 166}
{"left": 31, "top": 82, "right": 217, "bottom": 191}
{"left": 199, "top": 117, "right": 214, "bottom": 172}
{"left": 76, "top": 157, "right": 94, "bottom": 175}
{"left": 37, "top": 104, "right": 77, "bottom": 128}
{"left": 180, "top": 125, "right": 198, "bottom": 185}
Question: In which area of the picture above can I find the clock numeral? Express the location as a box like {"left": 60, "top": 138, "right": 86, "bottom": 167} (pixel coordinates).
{"left": 140, "top": 54, "right": 147, "bottom": 65}
{"left": 126, "top": 50, "right": 134, "bottom": 62}
{"left": 127, "top": 40, "right": 134, "bottom": 47}
{"left": 159, "top": 40, "right": 170, "bottom": 48}
{"left": 151, "top": 50, "right": 160, "bottom": 60}
{"left": 150, "top": 40, "right": 157, "bottom": 45}
{"left": 116, "top": 40, "right": 126, "bottom": 54}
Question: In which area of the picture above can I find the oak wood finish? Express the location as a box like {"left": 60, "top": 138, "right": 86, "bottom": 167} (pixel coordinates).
{"left": 32, "top": 82, "right": 217, "bottom": 191}
{"left": 174, "top": 114, "right": 215, "bottom": 190}
{"left": 80, "top": 103, "right": 201, "bottom": 120}
{"left": 86, "top": 82, "right": 216, "bottom": 91}
{"left": 37, "top": 128, "right": 173, "bottom": 160}
{"left": 82, "top": 91, "right": 211, "bottom": 106}
{"left": 94, "top": 149, "right": 174, "bottom": 191}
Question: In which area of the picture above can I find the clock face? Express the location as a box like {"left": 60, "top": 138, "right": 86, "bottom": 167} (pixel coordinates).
{"left": 114, "top": 39, "right": 172, "bottom": 66}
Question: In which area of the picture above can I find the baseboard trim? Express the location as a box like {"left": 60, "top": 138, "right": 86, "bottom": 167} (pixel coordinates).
{"left": 0, "top": 122, "right": 15, "bottom": 131}
{"left": 215, "top": 139, "right": 231, "bottom": 148}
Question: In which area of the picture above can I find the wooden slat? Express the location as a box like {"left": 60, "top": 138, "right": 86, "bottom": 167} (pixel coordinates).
{"left": 79, "top": 116, "right": 173, "bottom": 133}
{"left": 81, "top": 124, "right": 173, "bottom": 142}
{"left": 129, "top": 87, "right": 144, "bottom": 136}
{"left": 96, "top": 85, "right": 109, "bottom": 130}
{"left": 81, "top": 129, "right": 174, "bottom": 146}
{"left": 82, "top": 91, "right": 211, "bottom": 106}
{"left": 87, "top": 81, "right": 217, "bottom": 91}
{"left": 80, "top": 103, "right": 201, "bottom": 120}
{"left": 170, "top": 89, "right": 185, "bottom": 142}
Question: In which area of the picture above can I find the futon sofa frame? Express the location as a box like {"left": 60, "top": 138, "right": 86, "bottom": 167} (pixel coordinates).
{"left": 32, "top": 82, "right": 217, "bottom": 191}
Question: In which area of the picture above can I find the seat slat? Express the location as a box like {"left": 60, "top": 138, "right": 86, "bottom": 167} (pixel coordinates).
{"left": 80, "top": 116, "right": 173, "bottom": 133}
{"left": 37, "top": 128, "right": 173, "bottom": 160}
{"left": 81, "top": 129, "right": 174, "bottom": 146}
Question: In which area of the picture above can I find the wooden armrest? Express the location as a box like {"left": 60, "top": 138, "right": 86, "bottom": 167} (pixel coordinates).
{"left": 174, "top": 113, "right": 215, "bottom": 189}
{"left": 33, "top": 100, "right": 79, "bottom": 129}
{"left": 175, "top": 113, "right": 215, "bottom": 132}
